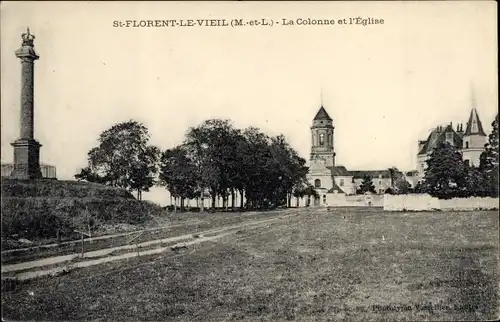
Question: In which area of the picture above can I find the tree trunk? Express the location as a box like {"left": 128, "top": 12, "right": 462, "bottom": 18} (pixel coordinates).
{"left": 240, "top": 190, "right": 244, "bottom": 210}
{"left": 181, "top": 198, "right": 185, "bottom": 212}
{"left": 231, "top": 189, "right": 235, "bottom": 210}
{"left": 211, "top": 194, "right": 216, "bottom": 211}
{"left": 200, "top": 190, "right": 204, "bottom": 213}
{"left": 296, "top": 197, "right": 299, "bottom": 207}
{"left": 174, "top": 197, "right": 177, "bottom": 213}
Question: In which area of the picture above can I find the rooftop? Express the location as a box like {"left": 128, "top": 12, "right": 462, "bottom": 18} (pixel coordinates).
{"left": 313, "top": 106, "right": 333, "bottom": 121}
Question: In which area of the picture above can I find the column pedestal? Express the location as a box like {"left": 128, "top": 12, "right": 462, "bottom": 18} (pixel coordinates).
{"left": 10, "top": 138, "right": 42, "bottom": 180}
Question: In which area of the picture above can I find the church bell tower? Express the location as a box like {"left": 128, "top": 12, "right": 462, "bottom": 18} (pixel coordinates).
{"left": 310, "top": 106, "right": 335, "bottom": 167}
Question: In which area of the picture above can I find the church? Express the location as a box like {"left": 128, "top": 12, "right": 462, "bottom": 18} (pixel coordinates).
{"left": 306, "top": 106, "right": 394, "bottom": 206}
{"left": 306, "top": 98, "right": 490, "bottom": 206}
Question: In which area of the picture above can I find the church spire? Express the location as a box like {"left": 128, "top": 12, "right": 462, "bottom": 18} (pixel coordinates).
{"left": 313, "top": 106, "right": 333, "bottom": 121}
{"left": 470, "top": 82, "right": 477, "bottom": 109}
{"left": 464, "top": 85, "right": 486, "bottom": 136}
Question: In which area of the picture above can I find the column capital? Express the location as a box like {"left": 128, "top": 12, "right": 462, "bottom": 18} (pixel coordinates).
{"left": 15, "top": 47, "right": 39, "bottom": 61}
{"left": 15, "top": 27, "right": 39, "bottom": 60}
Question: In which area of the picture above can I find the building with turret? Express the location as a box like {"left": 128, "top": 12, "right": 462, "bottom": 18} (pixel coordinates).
{"left": 416, "top": 106, "right": 488, "bottom": 180}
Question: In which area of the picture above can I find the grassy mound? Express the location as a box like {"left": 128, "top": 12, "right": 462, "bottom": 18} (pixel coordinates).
{"left": 1, "top": 179, "right": 135, "bottom": 199}
{"left": 1, "top": 179, "right": 165, "bottom": 245}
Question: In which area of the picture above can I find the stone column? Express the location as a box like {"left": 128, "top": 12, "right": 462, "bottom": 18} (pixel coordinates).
{"left": 10, "top": 28, "right": 42, "bottom": 180}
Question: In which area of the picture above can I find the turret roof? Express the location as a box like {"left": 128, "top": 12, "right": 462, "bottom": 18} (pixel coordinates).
{"left": 464, "top": 108, "right": 487, "bottom": 136}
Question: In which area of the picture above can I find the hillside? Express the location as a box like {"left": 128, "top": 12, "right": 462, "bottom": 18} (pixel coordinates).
{"left": 1, "top": 179, "right": 166, "bottom": 248}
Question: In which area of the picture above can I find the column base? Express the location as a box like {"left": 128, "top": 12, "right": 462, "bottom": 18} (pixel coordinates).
{"left": 10, "top": 138, "right": 43, "bottom": 180}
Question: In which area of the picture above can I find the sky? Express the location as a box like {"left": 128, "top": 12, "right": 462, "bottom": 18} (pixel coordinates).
{"left": 1, "top": 1, "right": 498, "bottom": 204}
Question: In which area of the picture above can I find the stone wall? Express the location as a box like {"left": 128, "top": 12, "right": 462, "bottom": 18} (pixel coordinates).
{"left": 383, "top": 193, "right": 499, "bottom": 211}
{"left": 326, "top": 193, "right": 384, "bottom": 207}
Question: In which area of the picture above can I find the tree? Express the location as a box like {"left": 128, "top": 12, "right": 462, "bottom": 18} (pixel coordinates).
{"left": 75, "top": 166, "right": 107, "bottom": 184}
{"left": 414, "top": 181, "right": 427, "bottom": 194}
{"left": 184, "top": 119, "right": 237, "bottom": 211}
{"left": 292, "top": 184, "right": 306, "bottom": 207}
{"left": 158, "top": 145, "right": 199, "bottom": 212}
{"left": 423, "top": 141, "right": 467, "bottom": 199}
{"left": 128, "top": 145, "right": 160, "bottom": 200}
{"left": 387, "top": 167, "right": 411, "bottom": 194}
{"left": 479, "top": 114, "right": 499, "bottom": 197}
{"left": 463, "top": 164, "right": 488, "bottom": 197}
{"left": 358, "top": 175, "right": 376, "bottom": 194}
{"left": 75, "top": 120, "right": 159, "bottom": 198}
{"left": 239, "top": 127, "right": 274, "bottom": 209}
{"left": 302, "top": 184, "right": 319, "bottom": 207}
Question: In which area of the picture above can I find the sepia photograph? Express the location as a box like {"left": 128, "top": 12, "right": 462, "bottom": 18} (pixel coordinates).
{"left": 1, "top": 1, "right": 498, "bottom": 321}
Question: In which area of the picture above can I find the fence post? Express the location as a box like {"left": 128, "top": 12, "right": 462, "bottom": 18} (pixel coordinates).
{"left": 81, "top": 232, "right": 84, "bottom": 258}
{"left": 74, "top": 230, "right": 91, "bottom": 259}
{"left": 127, "top": 231, "right": 144, "bottom": 258}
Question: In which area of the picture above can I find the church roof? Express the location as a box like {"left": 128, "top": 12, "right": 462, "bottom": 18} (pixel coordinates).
{"left": 350, "top": 170, "right": 391, "bottom": 179}
{"left": 418, "top": 124, "right": 463, "bottom": 155}
{"left": 464, "top": 108, "right": 487, "bottom": 136}
{"left": 313, "top": 106, "right": 333, "bottom": 121}
{"left": 328, "top": 166, "right": 351, "bottom": 176}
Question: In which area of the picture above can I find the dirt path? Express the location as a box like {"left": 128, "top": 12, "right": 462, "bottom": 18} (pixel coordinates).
{"left": 2, "top": 212, "right": 300, "bottom": 277}
{"left": 1, "top": 220, "right": 203, "bottom": 255}
{"left": 11, "top": 231, "right": 237, "bottom": 281}
{"left": 2, "top": 209, "right": 291, "bottom": 254}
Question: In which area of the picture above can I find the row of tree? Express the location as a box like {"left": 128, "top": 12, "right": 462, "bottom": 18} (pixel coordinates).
{"left": 75, "top": 119, "right": 316, "bottom": 210}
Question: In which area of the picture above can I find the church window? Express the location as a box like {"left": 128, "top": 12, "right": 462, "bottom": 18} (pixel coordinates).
{"left": 340, "top": 179, "right": 344, "bottom": 186}
{"left": 464, "top": 159, "right": 470, "bottom": 167}
{"left": 314, "top": 179, "right": 321, "bottom": 188}
{"left": 323, "top": 195, "right": 327, "bottom": 203}
{"left": 319, "top": 133, "right": 325, "bottom": 146}
{"left": 379, "top": 180, "right": 382, "bottom": 185}
{"left": 465, "top": 141, "right": 469, "bottom": 149}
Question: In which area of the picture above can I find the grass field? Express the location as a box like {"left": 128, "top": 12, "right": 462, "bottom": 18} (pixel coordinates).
{"left": 1, "top": 208, "right": 498, "bottom": 321}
